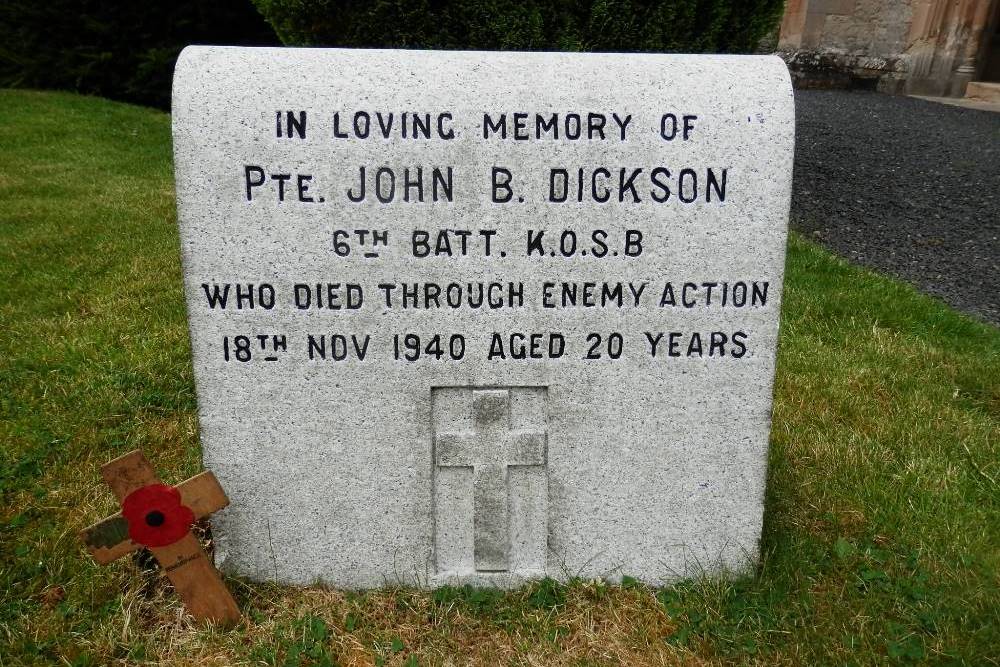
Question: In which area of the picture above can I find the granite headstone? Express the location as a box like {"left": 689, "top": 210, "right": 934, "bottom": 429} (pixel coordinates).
{"left": 171, "top": 47, "right": 794, "bottom": 587}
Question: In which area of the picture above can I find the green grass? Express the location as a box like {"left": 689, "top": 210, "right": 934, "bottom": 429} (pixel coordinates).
{"left": 1, "top": 89, "right": 997, "bottom": 666}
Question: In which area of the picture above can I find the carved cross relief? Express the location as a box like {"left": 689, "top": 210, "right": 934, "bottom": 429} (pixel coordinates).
{"left": 433, "top": 388, "right": 547, "bottom": 573}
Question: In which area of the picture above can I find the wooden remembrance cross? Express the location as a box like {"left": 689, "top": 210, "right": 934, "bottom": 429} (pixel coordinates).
{"left": 80, "top": 450, "right": 240, "bottom": 624}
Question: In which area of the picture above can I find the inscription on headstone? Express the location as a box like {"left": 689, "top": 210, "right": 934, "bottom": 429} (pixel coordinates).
{"left": 172, "top": 47, "right": 794, "bottom": 587}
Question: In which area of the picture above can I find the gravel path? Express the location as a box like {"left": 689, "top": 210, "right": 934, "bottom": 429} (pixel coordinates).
{"left": 792, "top": 90, "right": 1000, "bottom": 325}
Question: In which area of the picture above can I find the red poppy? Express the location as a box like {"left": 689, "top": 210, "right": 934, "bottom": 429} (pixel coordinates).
{"left": 121, "top": 484, "right": 194, "bottom": 548}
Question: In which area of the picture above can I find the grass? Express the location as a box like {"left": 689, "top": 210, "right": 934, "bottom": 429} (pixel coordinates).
{"left": 0, "top": 88, "right": 997, "bottom": 666}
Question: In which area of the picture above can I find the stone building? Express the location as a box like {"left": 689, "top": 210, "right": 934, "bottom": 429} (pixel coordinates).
{"left": 778, "top": 0, "right": 1000, "bottom": 97}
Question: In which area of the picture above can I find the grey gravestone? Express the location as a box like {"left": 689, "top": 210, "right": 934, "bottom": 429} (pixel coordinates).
{"left": 172, "top": 47, "right": 794, "bottom": 588}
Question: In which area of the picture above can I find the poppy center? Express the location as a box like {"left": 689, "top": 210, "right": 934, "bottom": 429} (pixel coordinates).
{"left": 145, "top": 510, "right": 166, "bottom": 527}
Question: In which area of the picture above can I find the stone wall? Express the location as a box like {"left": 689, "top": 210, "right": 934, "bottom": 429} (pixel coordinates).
{"left": 778, "top": 0, "right": 1000, "bottom": 96}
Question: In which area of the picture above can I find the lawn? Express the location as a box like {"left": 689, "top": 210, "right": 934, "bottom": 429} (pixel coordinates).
{"left": 1, "top": 89, "right": 997, "bottom": 666}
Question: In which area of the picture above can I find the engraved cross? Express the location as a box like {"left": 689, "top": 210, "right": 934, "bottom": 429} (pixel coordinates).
{"left": 435, "top": 389, "right": 546, "bottom": 572}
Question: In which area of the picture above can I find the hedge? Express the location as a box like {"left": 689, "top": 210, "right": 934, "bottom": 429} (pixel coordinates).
{"left": 0, "top": 0, "right": 278, "bottom": 109}
{"left": 252, "top": 0, "right": 784, "bottom": 53}
{"left": 0, "top": 1, "right": 783, "bottom": 109}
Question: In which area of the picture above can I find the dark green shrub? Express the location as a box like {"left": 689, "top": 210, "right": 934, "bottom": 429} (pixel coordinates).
{"left": 252, "top": 0, "right": 783, "bottom": 53}
{"left": 0, "top": 1, "right": 278, "bottom": 109}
